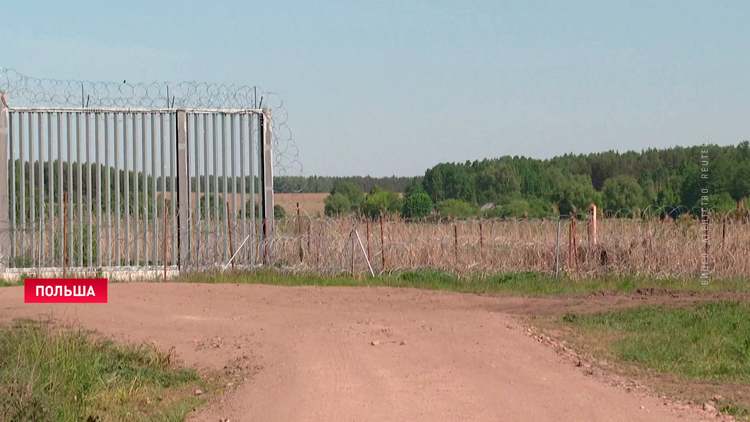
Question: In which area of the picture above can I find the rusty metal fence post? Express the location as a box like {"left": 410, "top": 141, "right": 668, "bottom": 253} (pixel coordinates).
{"left": 479, "top": 222, "right": 483, "bottom": 264}
{"left": 453, "top": 224, "right": 459, "bottom": 264}
{"left": 589, "top": 204, "right": 597, "bottom": 245}
{"left": 379, "top": 216, "right": 385, "bottom": 271}
{"left": 366, "top": 218, "right": 371, "bottom": 261}
{"left": 555, "top": 218, "right": 561, "bottom": 276}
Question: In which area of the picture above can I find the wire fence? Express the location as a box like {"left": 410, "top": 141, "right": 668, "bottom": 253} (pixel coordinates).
{"left": 266, "top": 209, "right": 744, "bottom": 279}
{"left": 2, "top": 197, "right": 742, "bottom": 279}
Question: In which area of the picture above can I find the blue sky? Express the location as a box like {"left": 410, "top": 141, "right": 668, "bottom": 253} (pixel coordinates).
{"left": 2, "top": 0, "right": 749, "bottom": 177}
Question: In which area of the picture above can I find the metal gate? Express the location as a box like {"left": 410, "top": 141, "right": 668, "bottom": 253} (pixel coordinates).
{"left": 0, "top": 92, "right": 274, "bottom": 274}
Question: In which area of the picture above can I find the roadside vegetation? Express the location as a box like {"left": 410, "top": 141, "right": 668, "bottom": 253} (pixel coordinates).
{"left": 541, "top": 301, "right": 750, "bottom": 420}
{"left": 0, "top": 318, "right": 211, "bottom": 422}
{"left": 173, "top": 269, "right": 750, "bottom": 296}
{"left": 562, "top": 302, "right": 750, "bottom": 384}
{"left": 5, "top": 269, "right": 748, "bottom": 297}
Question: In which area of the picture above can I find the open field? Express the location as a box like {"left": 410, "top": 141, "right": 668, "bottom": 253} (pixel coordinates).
{"left": 158, "top": 192, "right": 328, "bottom": 216}
{"left": 1, "top": 275, "right": 745, "bottom": 421}
{"left": 176, "top": 192, "right": 329, "bottom": 216}
{"left": 273, "top": 192, "right": 328, "bottom": 216}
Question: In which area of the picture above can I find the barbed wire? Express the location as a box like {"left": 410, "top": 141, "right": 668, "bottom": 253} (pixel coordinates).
{"left": 265, "top": 212, "right": 744, "bottom": 278}
{"left": 0, "top": 66, "right": 304, "bottom": 198}
{"left": 1, "top": 67, "right": 265, "bottom": 109}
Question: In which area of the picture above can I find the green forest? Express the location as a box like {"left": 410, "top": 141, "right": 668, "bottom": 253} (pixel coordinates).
{"left": 323, "top": 142, "right": 750, "bottom": 219}
{"left": 416, "top": 143, "right": 743, "bottom": 217}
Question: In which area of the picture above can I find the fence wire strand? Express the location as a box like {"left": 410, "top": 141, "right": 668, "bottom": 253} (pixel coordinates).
{"left": 264, "top": 210, "right": 742, "bottom": 279}
{"left": 0, "top": 66, "right": 303, "bottom": 186}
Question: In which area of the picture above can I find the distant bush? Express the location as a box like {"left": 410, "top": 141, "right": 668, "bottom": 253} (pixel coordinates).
{"left": 484, "top": 198, "right": 556, "bottom": 219}
{"left": 362, "top": 187, "right": 401, "bottom": 219}
{"left": 240, "top": 200, "right": 287, "bottom": 220}
{"left": 324, "top": 193, "right": 351, "bottom": 217}
{"left": 707, "top": 192, "right": 736, "bottom": 215}
{"left": 401, "top": 192, "right": 433, "bottom": 219}
{"left": 485, "top": 199, "right": 530, "bottom": 218}
{"left": 437, "top": 199, "right": 479, "bottom": 219}
{"left": 330, "top": 182, "right": 365, "bottom": 210}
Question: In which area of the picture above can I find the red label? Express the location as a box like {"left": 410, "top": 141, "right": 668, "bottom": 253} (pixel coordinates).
{"left": 24, "top": 279, "right": 108, "bottom": 303}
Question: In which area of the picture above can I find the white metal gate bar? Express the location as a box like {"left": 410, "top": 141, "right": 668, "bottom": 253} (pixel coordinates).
{"left": 3, "top": 110, "right": 178, "bottom": 269}
{"left": 0, "top": 97, "right": 274, "bottom": 272}
{"left": 183, "top": 110, "right": 268, "bottom": 267}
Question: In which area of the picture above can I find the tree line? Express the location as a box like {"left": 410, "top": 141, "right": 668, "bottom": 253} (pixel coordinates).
{"left": 324, "top": 142, "right": 750, "bottom": 219}
{"left": 273, "top": 175, "right": 422, "bottom": 194}
{"left": 418, "top": 142, "right": 750, "bottom": 218}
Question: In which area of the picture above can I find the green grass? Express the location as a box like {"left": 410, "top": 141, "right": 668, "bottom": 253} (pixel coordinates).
{"left": 562, "top": 301, "right": 750, "bottom": 383}
{"left": 3, "top": 269, "right": 749, "bottom": 296}
{"left": 561, "top": 301, "right": 750, "bottom": 419}
{"left": 0, "top": 318, "right": 207, "bottom": 422}
{"left": 175, "top": 269, "right": 750, "bottom": 296}
{"left": 720, "top": 404, "right": 750, "bottom": 419}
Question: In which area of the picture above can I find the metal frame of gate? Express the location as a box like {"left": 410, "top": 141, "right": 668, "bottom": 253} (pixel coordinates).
{"left": 0, "top": 91, "right": 275, "bottom": 274}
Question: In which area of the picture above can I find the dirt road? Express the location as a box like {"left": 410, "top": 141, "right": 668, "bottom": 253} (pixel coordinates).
{"left": 0, "top": 283, "right": 715, "bottom": 422}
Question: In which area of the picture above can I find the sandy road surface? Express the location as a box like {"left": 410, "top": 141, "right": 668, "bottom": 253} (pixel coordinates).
{"left": 0, "top": 283, "right": 714, "bottom": 422}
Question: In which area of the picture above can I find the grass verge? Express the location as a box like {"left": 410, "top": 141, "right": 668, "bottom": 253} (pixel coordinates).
{"left": 2, "top": 269, "right": 748, "bottom": 297}
{"left": 553, "top": 301, "right": 750, "bottom": 420}
{"left": 174, "top": 269, "right": 750, "bottom": 296}
{"left": 0, "top": 318, "right": 209, "bottom": 422}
